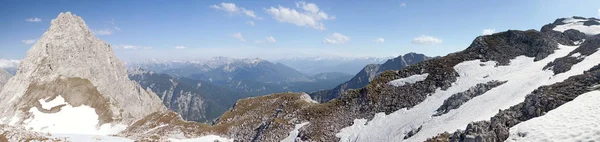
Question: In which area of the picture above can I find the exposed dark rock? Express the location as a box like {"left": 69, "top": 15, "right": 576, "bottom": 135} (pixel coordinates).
{"left": 544, "top": 35, "right": 600, "bottom": 74}
{"left": 404, "top": 126, "right": 423, "bottom": 139}
{"left": 583, "top": 20, "right": 600, "bottom": 26}
{"left": 434, "top": 81, "right": 507, "bottom": 116}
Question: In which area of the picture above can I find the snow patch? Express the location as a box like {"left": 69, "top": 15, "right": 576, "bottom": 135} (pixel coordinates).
{"left": 23, "top": 95, "right": 127, "bottom": 135}
{"left": 169, "top": 135, "right": 234, "bottom": 142}
{"left": 571, "top": 52, "right": 581, "bottom": 57}
{"left": 39, "top": 95, "right": 67, "bottom": 110}
{"left": 506, "top": 91, "right": 600, "bottom": 141}
{"left": 281, "top": 122, "right": 310, "bottom": 142}
{"left": 387, "top": 73, "right": 429, "bottom": 87}
{"left": 337, "top": 44, "right": 600, "bottom": 141}
{"left": 553, "top": 18, "right": 600, "bottom": 35}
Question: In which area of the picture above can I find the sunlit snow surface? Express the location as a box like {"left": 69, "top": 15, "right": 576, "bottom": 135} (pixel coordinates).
{"left": 169, "top": 135, "right": 234, "bottom": 142}
{"left": 337, "top": 44, "right": 600, "bottom": 142}
{"left": 506, "top": 91, "right": 600, "bottom": 141}
{"left": 553, "top": 18, "right": 600, "bottom": 35}
{"left": 23, "top": 95, "right": 127, "bottom": 135}
{"left": 281, "top": 122, "right": 310, "bottom": 142}
{"left": 387, "top": 73, "right": 429, "bottom": 87}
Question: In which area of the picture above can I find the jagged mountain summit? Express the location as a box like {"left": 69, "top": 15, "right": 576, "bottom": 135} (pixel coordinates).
{"left": 310, "top": 52, "right": 431, "bottom": 102}
{"left": 0, "top": 12, "right": 165, "bottom": 138}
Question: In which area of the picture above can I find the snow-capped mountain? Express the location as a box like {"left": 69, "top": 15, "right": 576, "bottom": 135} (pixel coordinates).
{"left": 130, "top": 57, "right": 354, "bottom": 99}
{"left": 274, "top": 56, "right": 391, "bottom": 75}
{"left": 126, "top": 16, "right": 600, "bottom": 141}
{"left": 132, "top": 57, "right": 309, "bottom": 83}
{"left": 310, "top": 52, "right": 431, "bottom": 102}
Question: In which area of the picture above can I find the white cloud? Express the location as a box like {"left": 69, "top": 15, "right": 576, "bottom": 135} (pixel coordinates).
{"left": 373, "top": 38, "right": 385, "bottom": 43}
{"left": 255, "top": 36, "right": 277, "bottom": 44}
{"left": 400, "top": 3, "right": 407, "bottom": 7}
{"left": 0, "top": 59, "right": 20, "bottom": 69}
{"left": 22, "top": 39, "right": 36, "bottom": 44}
{"left": 412, "top": 35, "right": 442, "bottom": 44}
{"left": 482, "top": 29, "right": 496, "bottom": 35}
{"left": 211, "top": 3, "right": 259, "bottom": 19}
{"left": 598, "top": 9, "right": 600, "bottom": 16}
{"left": 175, "top": 46, "right": 187, "bottom": 49}
{"left": 231, "top": 32, "right": 246, "bottom": 42}
{"left": 323, "top": 33, "right": 350, "bottom": 44}
{"left": 116, "top": 45, "right": 152, "bottom": 50}
{"left": 266, "top": 1, "right": 334, "bottom": 30}
{"left": 25, "top": 17, "right": 41, "bottom": 22}
{"left": 247, "top": 21, "right": 255, "bottom": 26}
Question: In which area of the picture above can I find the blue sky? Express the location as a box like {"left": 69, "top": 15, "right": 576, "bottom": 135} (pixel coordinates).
{"left": 1, "top": 0, "right": 600, "bottom": 61}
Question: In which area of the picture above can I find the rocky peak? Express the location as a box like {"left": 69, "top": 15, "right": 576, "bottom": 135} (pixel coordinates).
{"left": 0, "top": 12, "right": 165, "bottom": 134}
{"left": 47, "top": 12, "right": 94, "bottom": 39}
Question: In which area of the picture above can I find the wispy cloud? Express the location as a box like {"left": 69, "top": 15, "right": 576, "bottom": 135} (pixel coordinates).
{"left": 116, "top": 45, "right": 153, "bottom": 50}
{"left": 400, "top": 2, "right": 407, "bottom": 7}
{"left": 175, "top": 46, "right": 187, "bottom": 49}
{"left": 25, "top": 17, "right": 41, "bottom": 22}
{"left": 246, "top": 21, "right": 255, "bottom": 26}
{"left": 255, "top": 36, "right": 277, "bottom": 44}
{"left": 22, "top": 39, "right": 36, "bottom": 44}
{"left": 323, "top": 33, "right": 350, "bottom": 44}
{"left": 231, "top": 32, "right": 246, "bottom": 42}
{"left": 92, "top": 28, "right": 114, "bottom": 36}
{"left": 266, "top": 1, "right": 334, "bottom": 30}
{"left": 482, "top": 29, "right": 496, "bottom": 35}
{"left": 373, "top": 38, "right": 385, "bottom": 43}
{"left": 211, "top": 3, "right": 260, "bottom": 19}
{"left": 92, "top": 19, "right": 121, "bottom": 36}
{"left": 412, "top": 35, "right": 442, "bottom": 44}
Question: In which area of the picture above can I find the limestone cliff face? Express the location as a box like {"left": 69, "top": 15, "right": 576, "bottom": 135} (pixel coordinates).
{"left": 0, "top": 12, "right": 165, "bottom": 128}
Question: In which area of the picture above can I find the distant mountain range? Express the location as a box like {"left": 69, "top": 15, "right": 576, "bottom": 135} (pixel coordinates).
{"left": 128, "top": 57, "right": 355, "bottom": 122}
{"left": 310, "top": 52, "right": 432, "bottom": 102}
{"left": 274, "top": 56, "right": 390, "bottom": 75}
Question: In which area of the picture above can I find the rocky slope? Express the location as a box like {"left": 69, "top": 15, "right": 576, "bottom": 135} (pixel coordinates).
{"left": 310, "top": 52, "right": 430, "bottom": 102}
{"left": 0, "top": 12, "right": 164, "bottom": 135}
{"left": 124, "top": 16, "right": 600, "bottom": 141}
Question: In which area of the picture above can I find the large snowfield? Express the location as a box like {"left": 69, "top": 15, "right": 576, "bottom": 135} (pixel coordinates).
{"left": 337, "top": 42, "right": 600, "bottom": 141}
{"left": 506, "top": 90, "right": 600, "bottom": 141}
{"left": 24, "top": 95, "right": 127, "bottom": 135}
